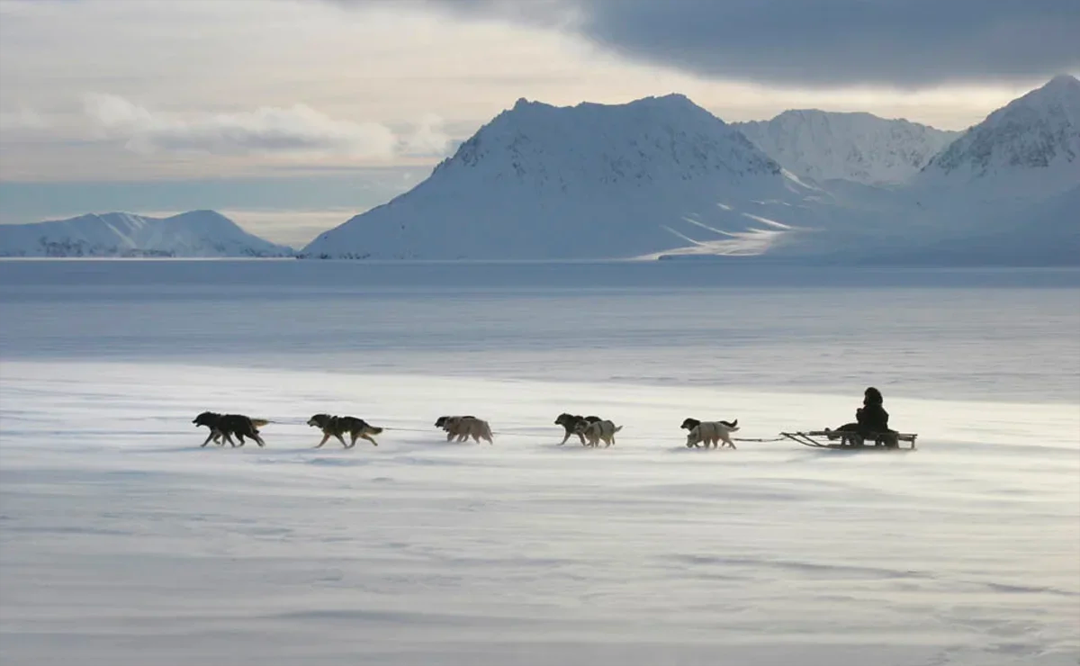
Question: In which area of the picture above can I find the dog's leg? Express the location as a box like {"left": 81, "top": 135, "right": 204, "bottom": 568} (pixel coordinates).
{"left": 445, "top": 431, "right": 455, "bottom": 442}
{"left": 253, "top": 433, "right": 265, "bottom": 447}
{"left": 333, "top": 433, "right": 348, "bottom": 448}
{"left": 315, "top": 433, "right": 330, "bottom": 448}
{"left": 200, "top": 431, "right": 216, "bottom": 447}
{"left": 558, "top": 430, "right": 571, "bottom": 446}
{"left": 359, "top": 433, "right": 378, "bottom": 447}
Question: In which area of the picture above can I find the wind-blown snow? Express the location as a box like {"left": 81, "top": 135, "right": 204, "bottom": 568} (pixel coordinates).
{"left": 0, "top": 210, "right": 295, "bottom": 258}
{"left": 1, "top": 260, "right": 1078, "bottom": 666}
{"left": 735, "top": 110, "right": 958, "bottom": 185}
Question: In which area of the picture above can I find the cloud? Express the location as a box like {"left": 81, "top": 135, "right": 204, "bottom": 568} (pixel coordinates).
{"left": 83, "top": 93, "right": 399, "bottom": 158}
{"left": 0, "top": 107, "right": 49, "bottom": 131}
{"left": 397, "top": 114, "right": 454, "bottom": 158}
{"left": 327, "top": 0, "right": 1080, "bottom": 87}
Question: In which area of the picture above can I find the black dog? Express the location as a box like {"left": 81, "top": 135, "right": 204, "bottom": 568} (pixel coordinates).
{"left": 192, "top": 411, "right": 267, "bottom": 448}
{"left": 680, "top": 418, "right": 738, "bottom": 431}
{"left": 554, "top": 413, "right": 602, "bottom": 445}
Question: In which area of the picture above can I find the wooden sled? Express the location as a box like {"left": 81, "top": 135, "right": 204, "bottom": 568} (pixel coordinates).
{"left": 781, "top": 430, "right": 917, "bottom": 450}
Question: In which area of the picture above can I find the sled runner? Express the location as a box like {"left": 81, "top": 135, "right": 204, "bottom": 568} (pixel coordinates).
{"left": 780, "top": 430, "right": 917, "bottom": 450}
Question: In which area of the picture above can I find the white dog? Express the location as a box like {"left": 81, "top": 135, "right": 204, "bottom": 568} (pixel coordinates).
{"left": 435, "top": 415, "right": 494, "bottom": 444}
{"left": 681, "top": 418, "right": 738, "bottom": 449}
{"left": 575, "top": 419, "right": 622, "bottom": 447}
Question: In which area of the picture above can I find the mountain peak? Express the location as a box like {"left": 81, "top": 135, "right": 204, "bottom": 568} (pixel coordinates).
{"left": 303, "top": 93, "right": 795, "bottom": 260}
{"left": 734, "top": 109, "right": 959, "bottom": 185}
{"left": 921, "top": 74, "right": 1080, "bottom": 189}
{"left": 1009, "top": 73, "right": 1080, "bottom": 114}
{"left": 1044, "top": 73, "right": 1080, "bottom": 92}
{"left": 434, "top": 93, "right": 778, "bottom": 186}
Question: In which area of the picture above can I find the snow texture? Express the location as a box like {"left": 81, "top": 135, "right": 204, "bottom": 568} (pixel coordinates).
{"left": 0, "top": 260, "right": 1078, "bottom": 666}
{"left": 0, "top": 210, "right": 295, "bottom": 258}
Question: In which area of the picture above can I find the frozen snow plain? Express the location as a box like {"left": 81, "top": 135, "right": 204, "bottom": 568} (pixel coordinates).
{"left": 1, "top": 260, "right": 1078, "bottom": 666}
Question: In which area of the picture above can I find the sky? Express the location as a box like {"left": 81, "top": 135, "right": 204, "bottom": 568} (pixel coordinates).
{"left": 1, "top": 0, "right": 1077, "bottom": 247}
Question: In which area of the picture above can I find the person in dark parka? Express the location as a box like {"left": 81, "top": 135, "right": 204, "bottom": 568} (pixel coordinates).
{"left": 829, "top": 386, "right": 898, "bottom": 446}
{"left": 856, "top": 386, "right": 890, "bottom": 434}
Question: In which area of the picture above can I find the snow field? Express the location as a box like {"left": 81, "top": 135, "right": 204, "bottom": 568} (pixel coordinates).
{"left": 1, "top": 360, "right": 1077, "bottom": 666}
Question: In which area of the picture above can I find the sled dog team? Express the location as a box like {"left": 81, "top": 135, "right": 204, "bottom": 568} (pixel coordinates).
{"left": 192, "top": 411, "right": 740, "bottom": 450}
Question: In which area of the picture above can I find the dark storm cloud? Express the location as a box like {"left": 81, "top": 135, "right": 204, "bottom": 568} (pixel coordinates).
{"left": 577, "top": 0, "right": 1080, "bottom": 86}
{"left": 327, "top": 0, "right": 1080, "bottom": 87}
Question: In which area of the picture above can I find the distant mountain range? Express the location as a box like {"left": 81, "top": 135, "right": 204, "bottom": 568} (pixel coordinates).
{"left": 303, "top": 74, "right": 1079, "bottom": 264}
{"left": 0, "top": 210, "right": 294, "bottom": 258}
{"left": 3, "top": 75, "right": 1076, "bottom": 264}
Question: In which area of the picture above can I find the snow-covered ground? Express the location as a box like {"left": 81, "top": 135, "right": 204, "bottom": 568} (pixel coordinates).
{"left": 1, "top": 260, "right": 1078, "bottom": 666}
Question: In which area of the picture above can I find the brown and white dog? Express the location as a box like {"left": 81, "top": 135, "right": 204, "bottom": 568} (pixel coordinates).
{"left": 575, "top": 419, "right": 622, "bottom": 447}
{"left": 435, "top": 415, "right": 494, "bottom": 444}
{"left": 554, "top": 413, "right": 602, "bottom": 445}
{"left": 681, "top": 418, "right": 739, "bottom": 449}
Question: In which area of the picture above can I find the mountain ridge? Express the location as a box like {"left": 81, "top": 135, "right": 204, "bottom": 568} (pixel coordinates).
{"left": 916, "top": 73, "right": 1080, "bottom": 200}
{"left": 0, "top": 210, "right": 294, "bottom": 258}
{"left": 302, "top": 93, "right": 819, "bottom": 260}
{"left": 734, "top": 109, "right": 959, "bottom": 185}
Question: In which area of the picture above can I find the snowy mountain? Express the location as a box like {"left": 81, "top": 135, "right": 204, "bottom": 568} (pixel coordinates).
{"left": 302, "top": 95, "right": 832, "bottom": 260}
{"left": 300, "top": 78, "right": 1076, "bottom": 264}
{"left": 917, "top": 74, "right": 1080, "bottom": 200}
{"left": 734, "top": 111, "right": 959, "bottom": 185}
{"left": 0, "top": 210, "right": 294, "bottom": 258}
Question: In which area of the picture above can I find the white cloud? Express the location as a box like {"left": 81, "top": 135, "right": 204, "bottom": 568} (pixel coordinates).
{"left": 83, "top": 93, "right": 399, "bottom": 158}
{"left": 0, "top": 107, "right": 49, "bottom": 131}
{"left": 397, "top": 114, "right": 454, "bottom": 158}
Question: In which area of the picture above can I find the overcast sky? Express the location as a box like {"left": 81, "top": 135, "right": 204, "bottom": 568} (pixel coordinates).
{"left": 1, "top": 0, "right": 1076, "bottom": 245}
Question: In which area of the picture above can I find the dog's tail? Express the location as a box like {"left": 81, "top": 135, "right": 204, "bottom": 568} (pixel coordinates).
{"left": 482, "top": 421, "right": 494, "bottom": 442}
{"left": 369, "top": 426, "right": 384, "bottom": 435}
{"left": 613, "top": 425, "right": 623, "bottom": 433}
{"left": 720, "top": 419, "right": 738, "bottom": 429}
{"left": 251, "top": 418, "right": 271, "bottom": 427}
